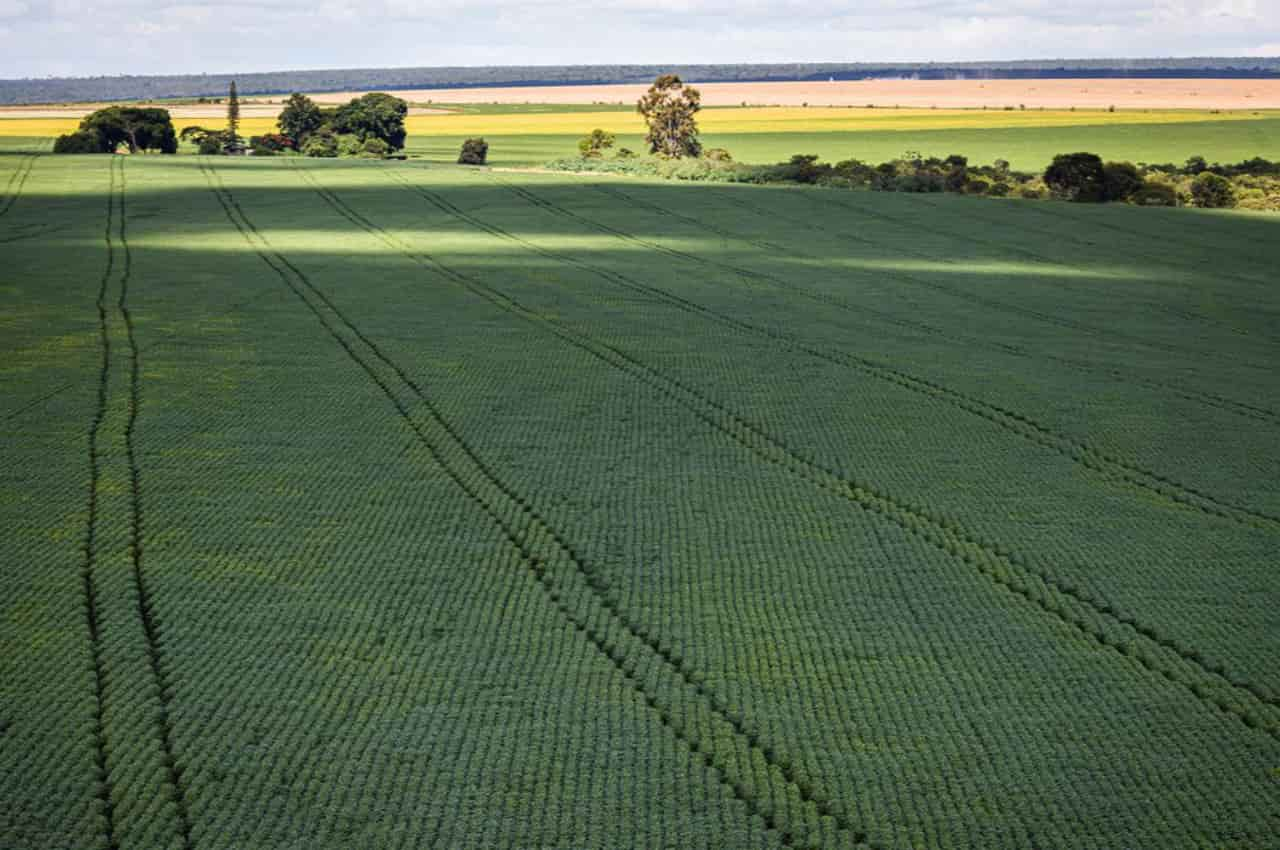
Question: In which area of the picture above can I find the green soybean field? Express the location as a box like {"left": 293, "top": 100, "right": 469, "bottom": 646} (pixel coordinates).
{"left": 2, "top": 152, "right": 1279, "bottom": 850}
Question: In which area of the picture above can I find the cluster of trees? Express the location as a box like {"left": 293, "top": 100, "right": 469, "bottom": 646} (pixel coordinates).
{"left": 553, "top": 143, "right": 1280, "bottom": 210}
{"left": 266, "top": 91, "right": 408, "bottom": 157}
{"left": 53, "top": 107, "right": 177, "bottom": 154}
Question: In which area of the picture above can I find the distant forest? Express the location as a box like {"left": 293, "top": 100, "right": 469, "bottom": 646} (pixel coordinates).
{"left": 3, "top": 58, "right": 1279, "bottom": 105}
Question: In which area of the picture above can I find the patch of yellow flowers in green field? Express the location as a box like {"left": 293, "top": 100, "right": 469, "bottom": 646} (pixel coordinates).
{"left": 1, "top": 106, "right": 1274, "bottom": 140}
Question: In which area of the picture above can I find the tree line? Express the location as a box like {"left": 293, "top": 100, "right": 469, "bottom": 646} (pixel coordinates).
{"left": 7, "top": 57, "right": 1280, "bottom": 105}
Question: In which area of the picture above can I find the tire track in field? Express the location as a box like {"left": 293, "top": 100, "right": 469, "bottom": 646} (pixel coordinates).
{"left": 487, "top": 175, "right": 1280, "bottom": 533}
{"left": 0, "top": 153, "right": 39, "bottom": 219}
{"left": 209, "top": 160, "right": 870, "bottom": 850}
{"left": 82, "top": 151, "right": 120, "bottom": 850}
{"left": 116, "top": 159, "right": 195, "bottom": 850}
{"left": 375, "top": 167, "right": 1280, "bottom": 735}
{"left": 80, "top": 157, "right": 193, "bottom": 850}
{"left": 822, "top": 190, "right": 1280, "bottom": 346}
{"left": 591, "top": 181, "right": 1279, "bottom": 426}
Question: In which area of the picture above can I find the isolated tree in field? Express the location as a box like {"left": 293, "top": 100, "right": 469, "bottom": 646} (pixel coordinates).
{"left": 332, "top": 92, "right": 408, "bottom": 150}
{"left": 578, "top": 128, "right": 615, "bottom": 158}
{"left": 1043, "top": 152, "right": 1106, "bottom": 202}
{"left": 277, "top": 92, "right": 324, "bottom": 146}
{"left": 637, "top": 75, "right": 702, "bottom": 158}
{"left": 227, "top": 81, "right": 241, "bottom": 140}
{"left": 458, "top": 137, "right": 488, "bottom": 165}
{"left": 59, "top": 107, "right": 177, "bottom": 154}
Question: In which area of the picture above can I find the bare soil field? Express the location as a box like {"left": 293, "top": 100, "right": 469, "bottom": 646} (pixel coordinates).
{"left": 314, "top": 78, "right": 1280, "bottom": 110}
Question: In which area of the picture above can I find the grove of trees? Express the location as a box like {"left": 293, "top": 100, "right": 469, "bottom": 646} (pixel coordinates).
{"left": 53, "top": 107, "right": 178, "bottom": 154}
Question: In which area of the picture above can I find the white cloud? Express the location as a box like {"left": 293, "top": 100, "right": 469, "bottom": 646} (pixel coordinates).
{"left": 1, "top": 1, "right": 1279, "bottom": 77}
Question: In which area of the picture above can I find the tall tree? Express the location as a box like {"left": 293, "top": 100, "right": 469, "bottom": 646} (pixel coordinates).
{"left": 227, "top": 80, "right": 240, "bottom": 140}
{"left": 637, "top": 75, "right": 702, "bottom": 158}
{"left": 277, "top": 92, "right": 324, "bottom": 146}
{"left": 331, "top": 93, "right": 408, "bottom": 150}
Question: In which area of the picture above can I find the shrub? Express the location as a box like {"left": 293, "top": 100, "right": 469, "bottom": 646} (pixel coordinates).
{"left": 249, "top": 133, "right": 293, "bottom": 156}
{"left": 964, "top": 179, "right": 990, "bottom": 195}
{"left": 832, "top": 158, "right": 875, "bottom": 186}
{"left": 703, "top": 147, "right": 733, "bottom": 162}
{"left": 775, "top": 154, "right": 831, "bottom": 184}
{"left": 361, "top": 137, "right": 390, "bottom": 158}
{"left": 1131, "top": 182, "right": 1178, "bottom": 207}
{"left": 198, "top": 135, "right": 226, "bottom": 155}
{"left": 1184, "top": 155, "right": 1208, "bottom": 175}
{"left": 1190, "top": 172, "right": 1236, "bottom": 208}
{"left": 1044, "top": 152, "right": 1106, "bottom": 202}
{"left": 578, "top": 129, "right": 615, "bottom": 158}
{"left": 337, "top": 134, "right": 363, "bottom": 158}
{"left": 458, "top": 137, "right": 489, "bottom": 165}
{"left": 302, "top": 129, "right": 338, "bottom": 158}
{"left": 944, "top": 166, "right": 969, "bottom": 193}
{"left": 1102, "top": 161, "right": 1143, "bottom": 202}
{"left": 53, "top": 130, "right": 107, "bottom": 154}
{"left": 615, "top": 147, "right": 636, "bottom": 159}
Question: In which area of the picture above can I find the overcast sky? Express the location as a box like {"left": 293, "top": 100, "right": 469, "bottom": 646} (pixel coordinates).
{"left": 1, "top": 0, "right": 1277, "bottom": 79}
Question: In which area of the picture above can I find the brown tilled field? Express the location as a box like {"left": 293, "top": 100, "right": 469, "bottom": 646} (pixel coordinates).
{"left": 309, "top": 78, "right": 1280, "bottom": 110}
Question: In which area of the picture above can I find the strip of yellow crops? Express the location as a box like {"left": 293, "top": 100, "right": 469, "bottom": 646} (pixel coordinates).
{"left": 2, "top": 106, "right": 1273, "bottom": 139}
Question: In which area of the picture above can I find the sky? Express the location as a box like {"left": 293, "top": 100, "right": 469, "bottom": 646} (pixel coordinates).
{"left": 1, "top": 0, "right": 1277, "bottom": 79}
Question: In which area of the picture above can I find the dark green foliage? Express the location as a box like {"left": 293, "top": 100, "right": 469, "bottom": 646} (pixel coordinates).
{"left": 1044, "top": 152, "right": 1106, "bottom": 202}
{"left": 458, "top": 137, "right": 489, "bottom": 165}
{"left": 78, "top": 107, "right": 178, "bottom": 154}
{"left": 1190, "top": 172, "right": 1237, "bottom": 208}
{"left": 637, "top": 74, "right": 702, "bottom": 159}
{"left": 52, "top": 130, "right": 108, "bottom": 154}
{"left": 1131, "top": 182, "right": 1179, "bottom": 206}
{"left": 361, "top": 137, "right": 391, "bottom": 158}
{"left": 249, "top": 134, "right": 293, "bottom": 156}
{"left": 703, "top": 148, "right": 733, "bottom": 163}
{"left": 1184, "top": 155, "right": 1209, "bottom": 175}
{"left": 302, "top": 128, "right": 339, "bottom": 158}
{"left": 578, "top": 129, "right": 615, "bottom": 158}
{"left": 331, "top": 92, "right": 408, "bottom": 150}
{"left": 944, "top": 165, "right": 969, "bottom": 193}
{"left": 615, "top": 147, "right": 636, "bottom": 159}
{"left": 1102, "top": 161, "right": 1143, "bottom": 202}
{"left": 830, "top": 158, "right": 874, "bottom": 186}
{"left": 277, "top": 93, "right": 324, "bottom": 147}
{"left": 227, "top": 81, "right": 240, "bottom": 139}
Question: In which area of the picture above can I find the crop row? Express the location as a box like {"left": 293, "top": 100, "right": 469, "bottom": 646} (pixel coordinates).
{"left": 589, "top": 180, "right": 1279, "bottom": 426}
{"left": 199, "top": 159, "right": 875, "bottom": 849}
{"left": 303, "top": 163, "right": 1280, "bottom": 733}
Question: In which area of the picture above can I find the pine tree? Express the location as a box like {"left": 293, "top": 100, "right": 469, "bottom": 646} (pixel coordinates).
{"left": 227, "top": 81, "right": 240, "bottom": 141}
